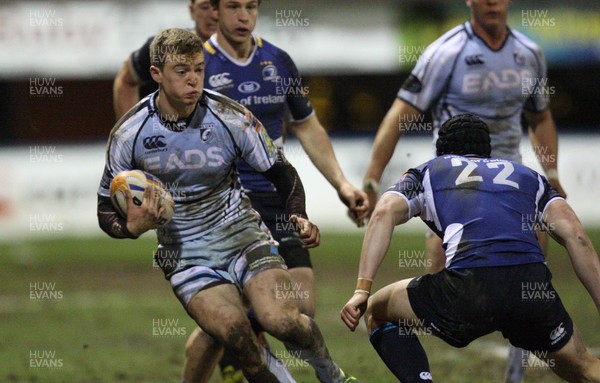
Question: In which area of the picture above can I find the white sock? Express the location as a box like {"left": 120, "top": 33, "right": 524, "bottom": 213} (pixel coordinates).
{"left": 283, "top": 343, "right": 343, "bottom": 383}
{"left": 264, "top": 346, "right": 296, "bottom": 383}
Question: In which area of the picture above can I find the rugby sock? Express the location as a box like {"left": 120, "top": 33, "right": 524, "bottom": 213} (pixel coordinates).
{"left": 283, "top": 341, "right": 342, "bottom": 382}
{"left": 263, "top": 345, "right": 296, "bottom": 383}
{"left": 504, "top": 345, "right": 525, "bottom": 383}
{"left": 369, "top": 322, "right": 433, "bottom": 383}
{"left": 284, "top": 319, "right": 343, "bottom": 383}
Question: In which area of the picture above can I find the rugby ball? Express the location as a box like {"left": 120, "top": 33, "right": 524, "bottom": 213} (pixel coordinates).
{"left": 109, "top": 170, "right": 174, "bottom": 226}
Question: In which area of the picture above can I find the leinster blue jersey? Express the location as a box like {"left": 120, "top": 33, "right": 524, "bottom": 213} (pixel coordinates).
{"left": 399, "top": 21, "right": 549, "bottom": 162}
{"left": 384, "top": 155, "right": 563, "bottom": 269}
{"left": 98, "top": 89, "right": 278, "bottom": 245}
{"left": 203, "top": 35, "right": 314, "bottom": 192}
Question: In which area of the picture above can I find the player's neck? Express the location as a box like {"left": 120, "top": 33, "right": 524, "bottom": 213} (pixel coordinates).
{"left": 155, "top": 92, "right": 196, "bottom": 121}
{"left": 470, "top": 20, "right": 508, "bottom": 50}
{"left": 215, "top": 32, "right": 254, "bottom": 61}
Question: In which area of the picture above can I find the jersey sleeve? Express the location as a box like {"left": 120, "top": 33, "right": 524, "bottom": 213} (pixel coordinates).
{"left": 536, "top": 173, "right": 564, "bottom": 223}
{"left": 130, "top": 36, "right": 154, "bottom": 84}
{"left": 523, "top": 45, "right": 550, "bottom": 113}
{"left": 277, "top": 48, "right": 314, "bottom": 122}
{"left": 397, "top": 28, "right": 466, "bottom": 112}
{"left": 240, "top": 113, "right": 278, "bottom": 171}
{"left": 205, "top": 90, "right": 278, "bottom": 171}
{"left": 97, "top": 128, "right": 135, "bottom": 198}
{"left": 382, "top": 164, "right": 427, "bottom": 219}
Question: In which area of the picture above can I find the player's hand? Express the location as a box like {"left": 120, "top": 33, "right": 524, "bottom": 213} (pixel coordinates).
{"left": 337, "top": 181, "right": 369, "bottom": 227}
{"left": 125, "top": 185, "right": 166, "bottom": 237}
{"left": 548, "top": 177, "right": 567, "bottom": 199}
{"left": 365, "top": 190, "right": 377, "bottom": 220}
{"left": 341, "top": 292, "right": 369, "bottom": 331}
{"left": 291, "top": 214, "right": 320, "bottom": 248}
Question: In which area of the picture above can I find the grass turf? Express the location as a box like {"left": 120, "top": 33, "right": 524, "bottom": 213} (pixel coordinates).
{"left": 1, "top": 231, "right": 599, "bottom": 382}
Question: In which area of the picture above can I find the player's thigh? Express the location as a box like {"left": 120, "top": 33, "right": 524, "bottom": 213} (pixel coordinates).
{"left": 244, "top": 268, "right": 300, "bottom": 323}
{"left": 545, "top": 326, "right": 600, "bottom": 382}
{"left": 287, "top": 266, "right": 315, "bottom": 317}
{"left": 186, "top": 283, "right": 249, "bottom": 340}
{"left": 367, "top": 278, "right": 419, "bottom": 330}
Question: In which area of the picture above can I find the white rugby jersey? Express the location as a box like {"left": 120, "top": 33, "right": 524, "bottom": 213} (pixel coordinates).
{"left": 398, "top": 21, "right": 549, "bottom": 162}
{"left": 98, "top": 89, "right": 278, "bottom": 245}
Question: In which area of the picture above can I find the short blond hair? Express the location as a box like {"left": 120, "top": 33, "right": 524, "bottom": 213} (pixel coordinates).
{"left": 150, "top": 28, "right": 203, "bottom": 70}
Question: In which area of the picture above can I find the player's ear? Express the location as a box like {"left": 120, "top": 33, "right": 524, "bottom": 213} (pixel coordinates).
{"left": 150, "top": 65, "right": 162, "bottom": 84}
{"left": 188, "top": 2, "right": 194, "bottom": 20}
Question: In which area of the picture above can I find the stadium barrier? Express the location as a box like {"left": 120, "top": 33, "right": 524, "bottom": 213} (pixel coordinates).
{"left": 1, "top": 135, "right": 598, "bottom": 241}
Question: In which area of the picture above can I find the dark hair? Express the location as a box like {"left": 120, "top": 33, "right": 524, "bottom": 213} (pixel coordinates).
{"left": 436, "top": 113, "right": 491, "bottom": 158}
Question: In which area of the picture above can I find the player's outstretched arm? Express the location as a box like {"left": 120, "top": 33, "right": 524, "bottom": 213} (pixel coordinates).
{"left": 113, "top": 57, "right": 141, "bottom": 120}
{"left": 287, "top": 115, "right": 369, "bottom": 226}
{"left": 544, "top": 199, "right": 600, "bottom": 314}
{"left": 262, "top": 151, "right": 320, "bottom": 248}
{"left": 525, "top": 109, "right": 567, "bottom": 197}
{"left": 363, "top": 99, "right": 421, "bottom": 217}
{"left": 341, "top": 193, "right": 410, "bottom": 331}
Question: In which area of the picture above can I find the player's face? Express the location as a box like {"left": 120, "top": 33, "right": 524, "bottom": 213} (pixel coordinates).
{"left": 152, "top": 53, "right": 205, "bottom": 108}
{"left": 467, "top": 0, "right": 511, "bottom": 30}
{"left": 217, "top": 0, "right": 259, "bottom": 45}
{"left": 190, "top": 0, "right": 218, "bottom": 40}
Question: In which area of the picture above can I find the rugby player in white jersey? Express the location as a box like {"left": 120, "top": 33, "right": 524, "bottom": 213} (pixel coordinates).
{"left": 97, "top": 28, "right": 359, "bottom": 383}
{"left": 362, "top": 2, "right": 566, "bottom": 380}
{"left": 183, "top": 1, "right": 366, "bottom": 382}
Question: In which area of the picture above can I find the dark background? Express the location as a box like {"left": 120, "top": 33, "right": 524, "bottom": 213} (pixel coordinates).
{"left": 2, "top": 63, "right": 599, "bottom": 144}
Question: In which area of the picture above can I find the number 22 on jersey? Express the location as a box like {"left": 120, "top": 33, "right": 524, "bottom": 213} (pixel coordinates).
{"left": 451, "top": 157, "right": 520, "bottom": 189}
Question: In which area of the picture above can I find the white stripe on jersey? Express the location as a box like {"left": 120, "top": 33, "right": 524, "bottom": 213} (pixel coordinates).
{"left": 421, "top": 169, "right": 442, "bottom": 231}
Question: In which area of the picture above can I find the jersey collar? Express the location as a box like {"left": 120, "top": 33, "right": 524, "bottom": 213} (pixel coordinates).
{"left": 208, "top": 34, "right": 260, "bottom": 67}
{"left": 465, "top": 20, "right": 511, "bottom": 52}
{"left": 148, "top": 90, "right": 204, "bottom": 132}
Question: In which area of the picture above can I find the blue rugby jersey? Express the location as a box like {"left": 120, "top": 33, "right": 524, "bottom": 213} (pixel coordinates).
{"left": 98, "top": 89, "right": 278, "bottom": 245}
{"left": 398, "top": 21, "right": 549, "bottom": 162}
{"left": 384, "top": 155, "right": 563, "bottom": 269}
{"left": 203, "top": 35, "right": 314, "bottom": 192}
